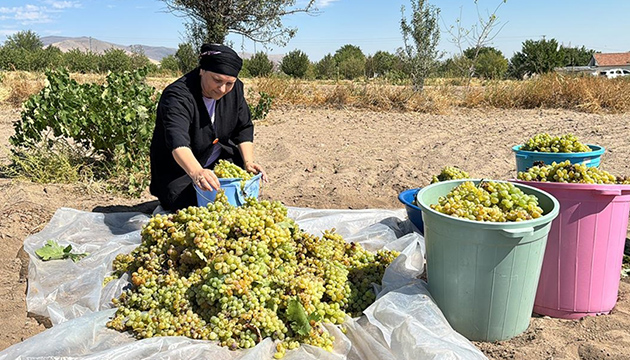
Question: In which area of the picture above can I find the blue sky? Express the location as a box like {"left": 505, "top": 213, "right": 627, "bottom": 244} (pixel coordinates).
{"left": 1, "top": 0, "right": 629, "bottom": 61}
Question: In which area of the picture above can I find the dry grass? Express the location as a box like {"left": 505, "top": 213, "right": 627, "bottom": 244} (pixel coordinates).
{"left": 3, "top": 71, "right": 630, "bottom": 114}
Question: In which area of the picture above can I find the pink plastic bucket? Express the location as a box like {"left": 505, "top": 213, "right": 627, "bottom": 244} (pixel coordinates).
{"left": 513, "top": 181, "right": 630, "bottom": 319}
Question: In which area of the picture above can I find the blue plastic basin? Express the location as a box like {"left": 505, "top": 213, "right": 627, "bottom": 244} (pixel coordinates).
{"left": 195, "top": 173, "right": 262, "bottom": 207}
{"left": 512, "top": 144, "right": 605, "bottom": 173}
{"left": 398, "top": 188, "right": 424, "bottom": 234}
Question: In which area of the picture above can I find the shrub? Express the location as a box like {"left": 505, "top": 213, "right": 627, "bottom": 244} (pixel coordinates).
{"left": 10, "top": 67, "right": 159, "bottom": 195}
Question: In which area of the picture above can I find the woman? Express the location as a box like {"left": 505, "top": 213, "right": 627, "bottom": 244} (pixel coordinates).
{"left": 150, "top": 43, "right": 267, "bottom": 211}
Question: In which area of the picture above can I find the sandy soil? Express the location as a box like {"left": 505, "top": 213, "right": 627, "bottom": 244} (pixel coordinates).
{"left": 1, "top": 105, "right": 629, "bottom": 359}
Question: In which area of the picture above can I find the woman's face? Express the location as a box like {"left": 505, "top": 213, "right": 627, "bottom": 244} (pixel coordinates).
{"left": 200, "top": 69, "right": 237, "bottom": 100}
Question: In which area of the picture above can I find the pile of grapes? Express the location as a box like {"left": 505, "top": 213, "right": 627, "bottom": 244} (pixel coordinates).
{"left": 517, "top": 160, "right": 630, "bottom": 184}
{"left": 106, "top": 193, "right": 399, "bottom": 358}
{"left": 214, "top": 159, "right": 254, "bottom": 180}
{"left": 430, "top": 181, "right": 544, "bottom": 222}
{"left": 430, "top": 166, "right": 470, "bottom": 184}
{"left": 520, "top": 133, "right": 591, "bottom": 153}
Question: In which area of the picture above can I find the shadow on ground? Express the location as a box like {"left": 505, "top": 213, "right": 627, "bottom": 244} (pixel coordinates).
{"left": 92, "top": 200, "right": 159, "bottom": 215}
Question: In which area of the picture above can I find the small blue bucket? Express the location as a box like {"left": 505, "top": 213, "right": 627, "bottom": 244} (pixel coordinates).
{"left": 512, "top": 144, "right": 605, "bottom": 173}
{"left": 195, "top": 173, "right": 262, "bottom": 207}
{"left": 398, "top": 188, "right": 424, "bottom": 234}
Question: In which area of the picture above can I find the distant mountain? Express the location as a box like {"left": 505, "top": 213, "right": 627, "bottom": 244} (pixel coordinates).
{"left": 41, "top": 36, "right": 177, "bottom": 63}
{"left": 40, "top": 36, "right": 285, "bottom": 65}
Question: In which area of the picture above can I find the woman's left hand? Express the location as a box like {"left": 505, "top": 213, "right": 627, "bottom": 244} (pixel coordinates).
{"left": 245, "top": 162, "right": 269, "bottom": 183}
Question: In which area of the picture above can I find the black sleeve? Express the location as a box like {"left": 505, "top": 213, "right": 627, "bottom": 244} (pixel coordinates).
{"left": 160, "top": 87, "right": 195, "bottom": 151}
{"left": 231, "top": 83, "right": 254, "bottom": 144}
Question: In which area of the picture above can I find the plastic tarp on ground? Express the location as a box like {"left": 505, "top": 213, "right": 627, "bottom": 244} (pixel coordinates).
{"left": 0, "top": 206, "right": 488, "bottom": 360}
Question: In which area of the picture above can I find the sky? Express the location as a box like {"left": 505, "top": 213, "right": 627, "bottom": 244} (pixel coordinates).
{"left": 1, "top": 0, "right": 630, "bottom": 62}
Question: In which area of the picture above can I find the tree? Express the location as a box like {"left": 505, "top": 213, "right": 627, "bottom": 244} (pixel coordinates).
{"left": 315, "top": 54, "right": 336, "bottom": 80}
{"left": 559, "top": 45, "right": 595, "bottom": 67}
{"left": 508, "top": 38, "right": 563, "bottom": 79}
{"left": 160, "top": 55, "right": 181, "bottom": 74}
{"left": 245, "top": 52, "right": 274, "bottom": 77}
{"left": 333, "top": 45, "right": 366, "bottom": 80}
{"left": 280, "top": 50, "right": 310, "bottom": 78}
{"left": 463, "top": 46, "right": 507, "bottom": 79}
{"left": 161, "top": 0, "right": 318, "bottom": 47}
{"left": 366, "top": 51, "right": 397, "bottom": 78}
{"left": 400, "top": 0, "right": 441, "bottom": 91}
{"left": 63, "top": 49, "right": 99, "bottom": 73}
{"left": 4, "top": 30, "right": 43, "bottom": 51}
{"left": 175, "top": 43, "right": 198, "bottom": 73}
{"left": 99, "top": 48, "right": 133, "bottom": 73}
{"left": 444, "top": 1, "right": 507, "bottom": 82}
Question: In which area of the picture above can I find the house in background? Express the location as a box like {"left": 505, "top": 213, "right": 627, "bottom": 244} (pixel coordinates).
{"left": 588, "top": 52, "right": 630, "bottom": 70}
{"left": 556, "top": 52, "right": 630, "bottom": 76}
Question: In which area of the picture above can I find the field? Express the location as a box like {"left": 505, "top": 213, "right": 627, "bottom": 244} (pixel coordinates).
{"left": 1, "top": 100, "right": 630, "bottom": 358}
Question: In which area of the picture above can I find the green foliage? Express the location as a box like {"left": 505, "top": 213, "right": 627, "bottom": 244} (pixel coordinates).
{"left": 280, "top": 49, "right": 310, "bottom": 78}
{"left": 4, "top": 30, "right": 43, "bottom": 51}
{"left": 400, "top": 0, "right": 441, "bottom": 91}
{"left": 366, "top": 51, "right": 398, "bottom": 78}
{"left": 35, "top": 240, "right": 88, "bottom": 262}
{"left": 248, "top": 91, "right": 274, "bottom": 120}
{"left": 98, "top": 48, "right": 133, "bottom": 73}
{"left": 175, "top": 43, "right": 198, "bottom": 73}
{"left": 62, "top": 49, "right": 99, "bottom": 73}
{"left": 559, "top": 45, "right": 595, "bottom": 67}
{"left": 159, "top": 54, "right": 181, "bottom": 74}
{"left": 333, "top": 45, "right": 366, "bottom": 79}
{"left": 508, "top": 38, "right": 564, "bottom": 79}
{"left": 10, "top": 67, "right": 159, "bottom": 196}
{"left": 245, "top": 52, "right": 274, "bottom": 77}
{"left": 475, "top": 50, "right": 508, "bottom": 79}
{"left": 315, "top": 54, "right": 336, "bottom": 79}
{"left": 438, "top": 55, "right": 472, "bottom": 78}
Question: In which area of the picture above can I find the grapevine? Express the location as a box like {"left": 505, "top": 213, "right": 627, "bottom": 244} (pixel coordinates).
{"left": 106, "top": 192, "right": 399, "bottom": 358}
{"left": 430, "top": 181, "right": 543, "bottom": 222}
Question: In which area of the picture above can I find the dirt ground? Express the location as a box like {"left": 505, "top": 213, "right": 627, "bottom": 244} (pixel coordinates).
{"left": 1, "top": 105, "right": 629, "bottom": 359}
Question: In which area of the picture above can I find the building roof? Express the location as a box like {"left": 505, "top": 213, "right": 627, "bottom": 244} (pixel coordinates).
{"left": 592, "top": 52, "right": 630, "bottom": 66}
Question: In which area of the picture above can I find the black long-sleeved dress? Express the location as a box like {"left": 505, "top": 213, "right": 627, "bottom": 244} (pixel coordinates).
{"left": 149, "top": 69, "right": 254, "bottom": 211}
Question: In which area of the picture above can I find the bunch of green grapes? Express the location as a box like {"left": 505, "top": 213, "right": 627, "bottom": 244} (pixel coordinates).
{"left": 517, "top": 160, "right": 630, "bottom": 184}
{"left": 520, "top": 133, "right": 591, "bottom": 153}
{"left": 430, "top": 166, "right": 470, "bottom": 184}
{"left": 430, "top": 181, "right": 543, "bottom": 222}
{"left": 106, "top": 192, "right": 399, "bottom": 358}
{"left": 213, "top": 159, "right": 254, "bottom": 180}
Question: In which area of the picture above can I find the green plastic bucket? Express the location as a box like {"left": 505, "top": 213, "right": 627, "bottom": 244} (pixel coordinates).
{"left": 416, "top": 179, "right": 560, "bottom": 341}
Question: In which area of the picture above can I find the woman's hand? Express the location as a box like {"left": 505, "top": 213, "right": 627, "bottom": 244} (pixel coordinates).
{"left": 190, "top": 168, "right": 221, "bottom": 191}
{"left": 244, "top": 161, "right": 269, "bottom": 183}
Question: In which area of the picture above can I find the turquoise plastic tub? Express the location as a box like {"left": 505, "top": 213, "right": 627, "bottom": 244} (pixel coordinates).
{"left": 513, "top": 181, "right": 630, "bottom": 319}
{"left": 417, "top": 179, "right": 559, "bottom": 341}
{"left": 195, "top": 173, "right": 262, "bottom": 207}
{"left": 512, "top": 144, "right": 605, "bottom": 172}
{"left": 398, "top": 188, "right": 424, "bottom": 234}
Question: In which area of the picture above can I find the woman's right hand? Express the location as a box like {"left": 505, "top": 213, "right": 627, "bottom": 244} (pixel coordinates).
{"left": 190, "top": 168, "right": 221, "bottom": 191}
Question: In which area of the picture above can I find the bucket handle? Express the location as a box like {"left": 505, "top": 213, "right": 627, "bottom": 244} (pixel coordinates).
{"left": 515, "top": 153, "right": 529, "bottom": 159}
{"left": 592, "top": 189, "right": 622, "bottom": 196}
{"left": 500, "top": 227, "right": 534, "bottom": 238}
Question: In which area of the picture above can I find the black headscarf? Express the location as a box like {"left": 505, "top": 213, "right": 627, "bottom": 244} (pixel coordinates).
{"left": 198, "top": 44, "right": 243, "bottom": 77}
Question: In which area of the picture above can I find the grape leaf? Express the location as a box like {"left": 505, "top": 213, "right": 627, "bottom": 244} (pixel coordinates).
{"left": 286, "top": 297, "right": 311, "bottom": 336}
{"left": 35, "top": 240, "right": 88, "bottom": 262}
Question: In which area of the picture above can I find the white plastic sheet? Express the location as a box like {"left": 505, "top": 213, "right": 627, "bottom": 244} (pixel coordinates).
{"left": 0, "top": 206, "right": 487, "bottom": 360}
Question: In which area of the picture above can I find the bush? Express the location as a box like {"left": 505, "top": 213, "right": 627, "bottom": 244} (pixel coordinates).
{"left": 245, "top": 52, "right": 274, "bottom": 77}
{"left": 10, "top": 67, "right": 159, "bottom": 195}
{"left": 98, "top": 48, "right": 133, "bottom": 73}
{"left": 280, "top": 50, "right": 310, "bottom": 78}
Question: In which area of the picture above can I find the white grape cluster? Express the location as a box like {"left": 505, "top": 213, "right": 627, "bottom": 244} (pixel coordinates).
{"left": 430, "top": 181, "right": 543, "bottom": 222}
{"left": 430, "top": 166, "right": 470, "bottom": 184}
{"left": 520, "top": 133, "right": 591, "bottom": 153}
{"left": 106, "top": 192, "right": 399, "bottom": 358}
{"left": 214, "top": 159, "right": 254, "bottom": 180}
{"left": 517, "top": 160, "right": 630, "bottom": 184}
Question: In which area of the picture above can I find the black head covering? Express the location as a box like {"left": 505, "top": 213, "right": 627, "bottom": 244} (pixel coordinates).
{"left": 199, "top": 44, "right": 243, "bottom": 77}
